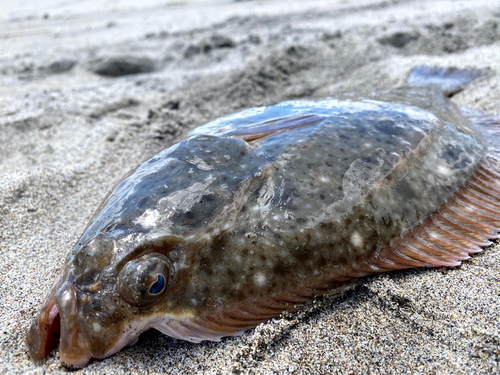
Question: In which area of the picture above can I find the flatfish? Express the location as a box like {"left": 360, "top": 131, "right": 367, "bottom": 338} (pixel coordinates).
{"left": 26, "top": 66, "right": 500, "bottom": 367}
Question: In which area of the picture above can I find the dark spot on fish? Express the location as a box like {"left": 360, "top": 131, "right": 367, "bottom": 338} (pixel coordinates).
{"left": 272, "top": 262, "right": 289, "bottom": 277}
{"left": 440, "top": 144, "right": 472, "bottom": 169}
{"left": 137, "top": 196, "right": 151, "bottom": 209}
{"left": 395, "top": 180, "right": 418, "bottom": 202}
{"left": 272, "top": 232, "right": 283, "bottom": 241}
{"left": 441, "top": 144, "right": 464, "bottom": 161}
{"left": 452, "top": 158, "right": 472, "bottom": 169}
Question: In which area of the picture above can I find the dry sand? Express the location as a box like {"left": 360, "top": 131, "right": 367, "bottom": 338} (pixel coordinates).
{"left": 1, "top": 0, "right": 500, "bottom": 373}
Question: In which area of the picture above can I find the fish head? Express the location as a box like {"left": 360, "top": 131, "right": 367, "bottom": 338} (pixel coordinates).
{"left": 26, "top": 135, "right": 264, "bottom": 367}
{"left": 26, "top": 228, "right": 193, "bottom": 367}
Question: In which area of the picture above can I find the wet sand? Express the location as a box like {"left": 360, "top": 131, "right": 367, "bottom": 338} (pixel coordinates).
{"left": 1, "top": 0, "right": 499, "bottom": 373}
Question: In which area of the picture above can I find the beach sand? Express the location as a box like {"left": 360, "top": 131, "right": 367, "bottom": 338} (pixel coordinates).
{"left": 1, "top": 0, "right": 499, "bottom": 373}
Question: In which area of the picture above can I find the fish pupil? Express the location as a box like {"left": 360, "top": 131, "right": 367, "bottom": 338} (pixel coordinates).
{"left": 149, "top": 274, "right": 166, "bottom": 295}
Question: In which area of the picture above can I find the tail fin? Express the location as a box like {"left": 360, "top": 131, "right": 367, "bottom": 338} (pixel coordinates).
{"left": 406, "top": 66, "right": 487, "bottom": 97}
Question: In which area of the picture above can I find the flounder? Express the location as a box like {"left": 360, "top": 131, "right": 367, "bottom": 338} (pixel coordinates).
{"left": 27, "top": 67, "right": 500, "bottom": 367}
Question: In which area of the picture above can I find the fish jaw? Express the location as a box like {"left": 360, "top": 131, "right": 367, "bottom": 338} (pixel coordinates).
{"left": 25, "top": 295, "right": 60, "bottom": 362}
{"left": 26, "top": 270, "right": 65, "bottom": 362}
{"left": 26, "top": 278, "right": 93, "bottom": 368}
{"left": 54, "top": 281, "right": 93, "bottom": 367}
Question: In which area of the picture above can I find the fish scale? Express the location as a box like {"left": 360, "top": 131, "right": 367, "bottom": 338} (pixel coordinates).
{"left": 26, "top": 66, "right": 500, "bottom": 367}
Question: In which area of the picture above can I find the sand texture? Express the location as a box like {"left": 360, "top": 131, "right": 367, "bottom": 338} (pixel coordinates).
{"left": 1, "top": 0, "right": 500, "bottom": 373}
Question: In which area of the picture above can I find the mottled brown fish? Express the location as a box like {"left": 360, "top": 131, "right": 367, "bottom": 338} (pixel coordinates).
{"left": 27, "top": 67, "right": 500, "bottom": 367}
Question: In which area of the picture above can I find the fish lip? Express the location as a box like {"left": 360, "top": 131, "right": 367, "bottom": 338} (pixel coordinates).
{"left": 26, "top": 274, "right": 93, "bottom": 368}
{"left": 25, "top": 295, "right": 61, "bottom": 362}
{"left": 53, "top": 280, "right": 93, "bottom": 367}
{"left": 26, "top": 270, "right": 65, "bottom": 362}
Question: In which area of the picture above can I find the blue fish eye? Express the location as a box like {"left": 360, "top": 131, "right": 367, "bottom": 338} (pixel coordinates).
{"left": 149, "top": 274, "right": 166, "bottom": 295}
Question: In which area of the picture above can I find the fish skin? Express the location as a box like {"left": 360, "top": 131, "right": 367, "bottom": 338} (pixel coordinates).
{"left": 26, "top": 81, "right": 500, "bottom": 366}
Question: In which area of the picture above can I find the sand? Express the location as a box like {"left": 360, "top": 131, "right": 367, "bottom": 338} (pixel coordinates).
{"left": 1, "top": 0, "right": 500, "bottom": 373}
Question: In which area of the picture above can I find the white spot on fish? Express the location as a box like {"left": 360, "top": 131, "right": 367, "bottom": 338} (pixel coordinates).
{"left": 254, "top": 272, "right": 266, "bottom": 287}
{"left": 133, "top": 208, "right": 159, "bottom": 227}
{"left": 436, "top": 165, "right": 452, "bottom": 176}
{"left": 319, "top": 175, "right": 330, "bottom": 184}
{"left": 351, "top": 231, "right": 364, "bottom": 249}
{"left": 187, "top": 156, "right": 214, "bottom": 171}
{"left": 93, "top": 322, "right": 102, "bottom": 333}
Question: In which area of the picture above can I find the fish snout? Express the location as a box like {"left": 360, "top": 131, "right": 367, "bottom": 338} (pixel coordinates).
{"left": 26, "top": 280, "right": 92, "bottom": 368}
{"left": 25, "top": 294, "right": 60, "bottom": 362}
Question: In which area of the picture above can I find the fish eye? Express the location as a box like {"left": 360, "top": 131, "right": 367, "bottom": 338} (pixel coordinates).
{"left": 148, "top": 274, "right": 166, "bottom": 295}
{"left": 117, "top": 254, "right": 171, "bottom": 306}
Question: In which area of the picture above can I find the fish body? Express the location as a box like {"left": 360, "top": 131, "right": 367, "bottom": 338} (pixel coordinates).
{"left": 26, "top": 68, "right": 500, "bottom": 367}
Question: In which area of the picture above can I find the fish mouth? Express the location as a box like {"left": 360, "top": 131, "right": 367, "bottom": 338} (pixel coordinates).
{"left": 26, "top": 295, "right": 61, "bottom": 362}
{"left": 26, "top": 280, "right": 93, "bottom": 368}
